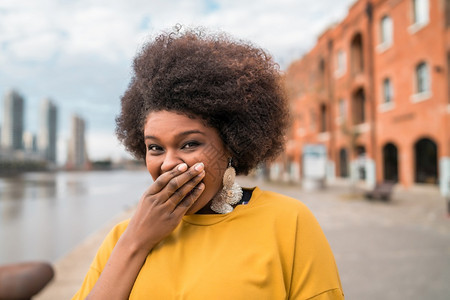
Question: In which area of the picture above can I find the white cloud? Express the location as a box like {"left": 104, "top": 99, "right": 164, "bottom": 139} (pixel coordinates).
{"left": 85, "top": 131, "right": 132, "bottom": 162}
{"left": 0, "top": 0, "right": 355, "bottom": 164}
{"left": 7, "top": 31, "right": 63, "bottom": 61}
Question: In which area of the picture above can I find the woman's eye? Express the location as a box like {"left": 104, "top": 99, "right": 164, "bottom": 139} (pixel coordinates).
{"left": 148, "top": 144, "right": 162, "bottom": 152}
{"left": 182, "top": 141, "right": 200, "bottom": 149}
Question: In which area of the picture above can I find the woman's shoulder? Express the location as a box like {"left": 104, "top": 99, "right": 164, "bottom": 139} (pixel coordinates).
{"left": 98, "top": 219, "right": 131, "bottom": 250}
{"left": 109, "top": 219, "right": 131, "bottom": 239}
{"left": 245, "top": 187, "right": 326, "bottom": 241}
{"left": 249, "top": 187, "right": 313, "bottom": 218}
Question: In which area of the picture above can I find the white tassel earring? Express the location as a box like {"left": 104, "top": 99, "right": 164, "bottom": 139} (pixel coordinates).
{"left": 211, "top": 158, "right": 243, "bottom": 214}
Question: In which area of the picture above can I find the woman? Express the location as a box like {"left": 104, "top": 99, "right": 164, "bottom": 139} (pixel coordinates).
{"left": 73, "top": 27, "right": 344, "bottom": 299}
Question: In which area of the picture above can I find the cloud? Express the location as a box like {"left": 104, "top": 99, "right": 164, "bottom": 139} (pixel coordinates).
{"left": 85, "top": 130, "right": 132, "bottom": 162}
{"left": 0, "top": 0, "right": 355, "bottom": 165}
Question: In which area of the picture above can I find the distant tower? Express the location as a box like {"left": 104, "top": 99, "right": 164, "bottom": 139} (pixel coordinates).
{"left": 23, "top": 131, "right": 37, "bottom": 152}
{"left": 38, "top": 98, "right": 58, "bottom": 163}
{"left": 1, "top": 90, "right": 24, "bottom": 150}
{"left": 67, "top": 114, "right": 88, "bottom": 168}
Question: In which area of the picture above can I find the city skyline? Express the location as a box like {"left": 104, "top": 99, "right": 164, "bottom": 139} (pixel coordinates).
{"left": 0, "top": 89, "right": 62, "bottom": 165}
{"left": 0, "top": 0, "right": 356, "bottom": 163}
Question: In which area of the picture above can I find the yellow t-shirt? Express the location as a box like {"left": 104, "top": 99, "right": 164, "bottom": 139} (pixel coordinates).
{"left": 73, "top": 187, "right": 344, "bottom": 299}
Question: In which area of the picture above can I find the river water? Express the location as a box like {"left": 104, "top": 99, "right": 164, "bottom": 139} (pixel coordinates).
{"left": 0, "top": 169, "right": 151, "bottom": 264}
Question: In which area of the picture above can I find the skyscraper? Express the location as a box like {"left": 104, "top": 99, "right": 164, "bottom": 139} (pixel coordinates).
{"left": 38, "top": 98, "right": 58, "bottom": 163}
{"left": 67, "top": 114, "right": 88, "bottom": 169}
{"left": 23, "top": 131, "right": 37, "bottom": 153}
{"left": 1, "top": 90, "right": 24, "bottom": 150}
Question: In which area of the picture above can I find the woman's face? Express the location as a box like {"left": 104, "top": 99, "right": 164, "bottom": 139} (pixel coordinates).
{"left": 143, "top": 110, "right": 229, "bottom": 214}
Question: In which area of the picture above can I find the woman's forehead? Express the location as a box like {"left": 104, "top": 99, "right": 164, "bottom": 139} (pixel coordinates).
{"left": 144, "top": 110, "right": 212, "bottom": 136}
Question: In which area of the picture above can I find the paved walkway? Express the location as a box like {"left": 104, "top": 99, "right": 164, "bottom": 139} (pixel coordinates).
{"left": 35, "top": 177, "right": 450, "bottom": 299}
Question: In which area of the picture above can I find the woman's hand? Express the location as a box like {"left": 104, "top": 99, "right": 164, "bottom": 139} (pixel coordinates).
{"left": 86, "top": 162, "right": 205, "bottom": 299}
{"left": 122, "top": 162, "right": 205, "bottom": 253}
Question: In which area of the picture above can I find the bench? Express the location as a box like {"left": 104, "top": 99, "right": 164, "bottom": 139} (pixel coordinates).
{"left": 365, "top": 181, "right": 395, "bottom": 201}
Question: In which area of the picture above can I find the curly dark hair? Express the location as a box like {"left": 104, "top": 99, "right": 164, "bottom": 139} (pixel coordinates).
{"left": 116, "top": 27, "right": 290, "bottom": 175}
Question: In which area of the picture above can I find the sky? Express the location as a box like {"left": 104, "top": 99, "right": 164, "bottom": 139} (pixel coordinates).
{"left": 0, "top": 0, "right": 356, "bottom": 164}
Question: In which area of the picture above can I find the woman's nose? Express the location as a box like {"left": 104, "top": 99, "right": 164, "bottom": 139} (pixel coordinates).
{"left": 160, "top": 150, "right": 184, "bottom": 173}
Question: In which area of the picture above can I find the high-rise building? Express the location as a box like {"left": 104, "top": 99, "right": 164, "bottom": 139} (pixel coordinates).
{"left": 66, "top": 114, "right": 88, "bottom": 169}
{"left": 38, "top": 98, "right": 58, "bottom": 163}
{"left": 23, "top": 131, "right": 37, "bottom": 153}
{"left": 1, "top": 90, "right": 24, "bottom": 150}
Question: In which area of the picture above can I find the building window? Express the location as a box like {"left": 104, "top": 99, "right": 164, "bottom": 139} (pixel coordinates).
{"left": 411, "top": 61, "right": 431, "bottom": 102}
{"left": 379, "top": 16, "right": 393, "bottom": 50}
{"left": 353, "top": 89, "right": 366, "bottom": 125}
{"left": 351, "top": 33, "right": 364, "bottom": 76}
{"left": 409, "top": 0, "right": 429, "bottom": 33}
{"left": 310, "top": 109, "right": 316, "bottom": 132}
{"left": 319, "top": 104, "right": 327, "bottom": 132}
{"left": 383, "top": 78, "right": 393, "bottom": 103}
{"left": 413, "top": 0, "right": 429, "bottom": 25}
{"left": 416, "top": 62, "right": 430, "bottom": 94}
{"left": 319, "top": 58, "right": 326, "bottom": 89}
{"left": 338, "top": 99, "right": 347, "bottom": 122}
{"left": 335, "top": 50, "right": 346, "bottom": 77}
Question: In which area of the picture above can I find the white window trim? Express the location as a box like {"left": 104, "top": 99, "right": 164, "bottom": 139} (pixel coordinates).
{"left": 378, "top": 16, "right": 393, "bottom": 53}
{"left": 334, "top": 50, "right": 347, "bottom": 78}
{"left": 410, "top": 91, "right": 432, "bottom": 103}
{"left": 410, "top": 61, "right": 432, "bottom": 103}
{"left": 408, "top": 0, "right": 429, "bottom": 34}
{"left": 354, "top": 123, "right": 370, "bottom": 133}
{"left": 378, "top": 101, "right": 395, "bottom": 112}
{"left": 382, "top": 77, "right": 394, "bottom": 105}
{"left": 376, "top": 41, "right": 393, "bottom": 53}
{"left": 411, "top": 61, "right": 431, "bottom": 102}
{"left": 318, "top": 132, "right": 330, "bottom": 142}
{"left": 334, "top": 69, "right": 345, "bottom": 78}
{"left": 408, "top": 21, "right": 429, "bottom": 34}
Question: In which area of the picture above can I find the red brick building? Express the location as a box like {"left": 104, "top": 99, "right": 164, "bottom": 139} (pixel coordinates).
{"left": 284, "top": 0, "right": 450, "bottom": 195}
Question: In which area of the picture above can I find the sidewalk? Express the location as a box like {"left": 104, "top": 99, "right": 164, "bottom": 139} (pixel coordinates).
{"left": 35, "top": 177, "right": 450, "bottom": 299}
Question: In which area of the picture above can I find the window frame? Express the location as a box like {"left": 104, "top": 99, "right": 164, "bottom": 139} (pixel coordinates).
{"left": 334, "top": 49, "right": 347, "bottom": 78}
{"left": 409, "top": 0, "right": 429, "bottom": 33}
{"left": 383, "top": 77, "right": 393, "bottom": 103}
{"left": 411, "top": 61, "right": 432, "bottom": 103}
{"left": 377, "top": 15, "right": 393, "bottom": 52}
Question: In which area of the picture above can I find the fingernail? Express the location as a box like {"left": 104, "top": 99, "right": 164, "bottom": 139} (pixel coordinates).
{"left": 178, "top": 163, "right": 188, "bottom": 171}
{"left": 198, "top": 183, "right": 205, "bottom": 190}
{"left": 194, "top": 162, "right": 204, "bottom": 171}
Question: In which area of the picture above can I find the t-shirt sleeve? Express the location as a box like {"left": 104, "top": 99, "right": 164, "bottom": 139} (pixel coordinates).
{"left": 289, "top": 204, "right": 344, "bottom": 299}
{"left": 71, "top": 220, "right": 130, "bottom": 300}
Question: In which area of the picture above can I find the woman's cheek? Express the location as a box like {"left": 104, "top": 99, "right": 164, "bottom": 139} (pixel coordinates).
{"left": 146, "top": 156, "right": 159, "bottom": 181}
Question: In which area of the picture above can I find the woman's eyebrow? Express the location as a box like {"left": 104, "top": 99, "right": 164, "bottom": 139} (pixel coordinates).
{"left": 177, "top": 130, "right": 206, "bottom": 137}
{"left": 144, "top": 130, "right": 206, "bottom": 140}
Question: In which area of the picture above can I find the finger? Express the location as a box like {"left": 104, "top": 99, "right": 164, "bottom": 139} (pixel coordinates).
{"left": 157, "top": 163, "right": 205, "bottom": 201}
{"left": 173, "top": 182, "right": 205, "bottom": 213}
{"left": 147, "top": 163, "right": 188, "bottom": 195}
{"left": 165, "top": 170, "right": 205, "bottom": 208}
